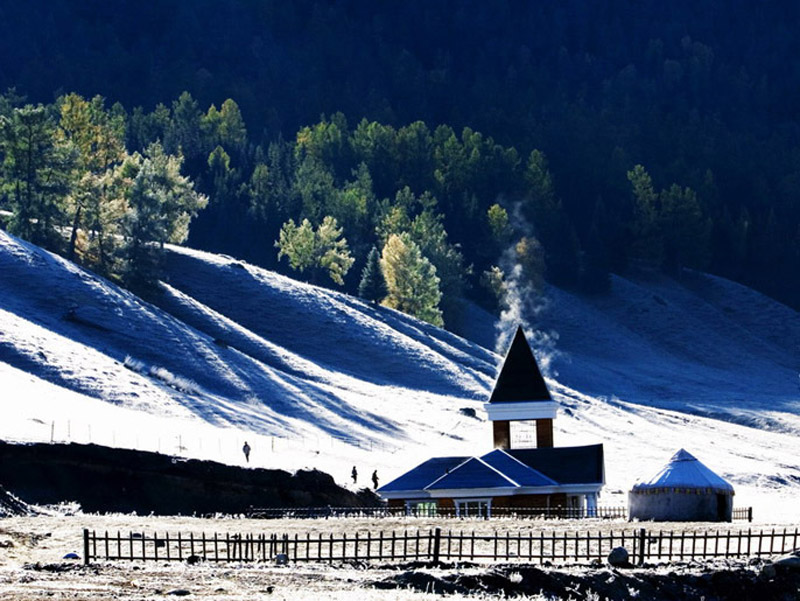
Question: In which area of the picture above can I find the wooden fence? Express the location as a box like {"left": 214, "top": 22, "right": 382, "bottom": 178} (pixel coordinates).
{"left": 83, "top": 525, "right": 793, "bottom": 566}
{"left": 245, "top": 505, "right": 630, "bottom": 520}
{"left": 246, "top": 505, "right": 752, "bottom": 521}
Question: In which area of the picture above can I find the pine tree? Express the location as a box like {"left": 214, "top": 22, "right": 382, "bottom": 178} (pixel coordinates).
{"left": 659, "top": 183, "right": 710, "bottom": 273}
{"left": 119, "top": 143, "right": 208, "bottom": 289}
{"left": 275, "top": 215, "right": 354, "bottom": 285}
{"left": 164, "top": 92, "right": 203, "bottom": 161}
{"left": 487, "top": 203, "right": 511, "bottom": 247}
{"left": 515, "top": 236, "right": 546, "bottom": 291}
{"left": 0, "top": 105, "right": 76, "bottom": 250}
{"left": 57, "top": 93, "right": 126, "bottom": 262}
{"left": 627, "top": 164, "right": 663, "bottom": 265}
{"left": 358, "top": 246, "right": 387, "bottom": 302}
{"left": 523, "top": 149, "right": 580, "bottom": 286}
{"left": 380, "top": 233, "right": 443, "bottom": 326}
{"left": 316, "top": 215, "right": 355, "bottom": 285}
{"left": 409, "top": 209, "right": 466, "bottom": 322}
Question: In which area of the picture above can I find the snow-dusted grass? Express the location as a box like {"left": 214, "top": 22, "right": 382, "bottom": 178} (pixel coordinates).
{"left": 1, "top": 229, "right": 799, "bottom": 523}
{"left": 0, "top": 516, "right": 550, "bottom": 600}
{"left": 147, "top": 366, "right": 202, "bottom": 396}
{"left": 123, "top": 355, "right": 202, "bottom": 396}
{"left": 0, "top": 514, "right": 791, "bottom": 599}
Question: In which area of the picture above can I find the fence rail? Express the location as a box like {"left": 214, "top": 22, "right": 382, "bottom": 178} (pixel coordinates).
{"left": 246, "top": 506, "right": 630, "bottom": 520}
{"left": 732, "top": 507, "right": 754, "bottom": 522}
{"left": 246, "top": 505, "right": 751, "bottom": 522}
{"left": 83, "top": 524, "right": 791, "bottom": 566}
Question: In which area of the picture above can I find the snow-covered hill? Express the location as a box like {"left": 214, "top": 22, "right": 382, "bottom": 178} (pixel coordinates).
{"left": 1, "top": 229, "right": 798, "bottom": 519}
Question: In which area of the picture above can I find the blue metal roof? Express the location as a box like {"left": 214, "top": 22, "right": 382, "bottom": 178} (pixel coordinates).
{"left": 425, "top": 457, "right": 517, "bottom": 490}
{"left": 378, "top": 456, "right": 468, "bottom": 492}
{"left": 480, "top": 449, "right": 558, "bottom": 487}
{"left": 506, "top": 445, "right": 604, "bottom": 484}
{"left": 378, "top": 445, "right": 605, "bottom": 496}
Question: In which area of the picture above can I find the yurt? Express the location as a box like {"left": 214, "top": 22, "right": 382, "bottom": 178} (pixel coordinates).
{"left": 629, "top": 449, "right": 734, "bottom": 522}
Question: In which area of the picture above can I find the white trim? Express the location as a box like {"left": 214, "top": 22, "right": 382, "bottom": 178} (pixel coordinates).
{"left": 428, "top": 486, "right": 520, "bottom": 498}
{"left": 423, "top": 456, "right": 477, "bottom": 490}
{"left": 484, "top": 401, "right": 558, "bottom": 421}
{"left": 381, "top": 482, "right": 603, "bottom": 501}
{"left": 474, "top": 456, "right": 521, "bottom": 487}
{"left": 424, "top": 456, "right": 520, "bottom": 491}
{"left": 426, "top": 482, "right": 603, "bottom": 499}
{"left": 381, "top": 490, "right": 433, "bottom": 500}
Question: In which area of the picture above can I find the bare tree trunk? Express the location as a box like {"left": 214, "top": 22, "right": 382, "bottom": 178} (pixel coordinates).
{"left": 67, "top": 206, "right": 81, "bottom": 261}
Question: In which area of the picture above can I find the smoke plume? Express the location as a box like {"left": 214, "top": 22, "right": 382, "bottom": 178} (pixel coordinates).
{"left": 494, "top": 202, "right": 560, "bottom": 376}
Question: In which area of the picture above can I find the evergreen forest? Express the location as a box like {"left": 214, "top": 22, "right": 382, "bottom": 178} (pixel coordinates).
{"left": 1, "top": 0, "right": 799, "bottom": 329}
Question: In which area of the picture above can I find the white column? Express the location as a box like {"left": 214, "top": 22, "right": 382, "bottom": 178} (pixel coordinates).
{"left": 586, "top": 493, "right": 598, "bottom": 517}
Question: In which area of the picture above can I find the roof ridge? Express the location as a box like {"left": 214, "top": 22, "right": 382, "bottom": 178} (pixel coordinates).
{"left": 473, "top": 455, "right": 521, "bottom": 487}
{"left": 493, "top": 448, "right": 558, "bottom": 485}
{"left": 424, "top": 456, "right": 520, "bottom": 490}
{"left": 423, "top": 456, "right": 475, "bottom": 490}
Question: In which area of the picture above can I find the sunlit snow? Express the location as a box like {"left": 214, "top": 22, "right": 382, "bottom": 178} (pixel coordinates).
{"left": 0, "top": 229, "right": 798, "bottom": 520}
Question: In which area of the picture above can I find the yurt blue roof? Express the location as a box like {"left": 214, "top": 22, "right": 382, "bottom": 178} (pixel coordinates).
{"left": 631, "top": 449, "right": 734, "bottom": 494}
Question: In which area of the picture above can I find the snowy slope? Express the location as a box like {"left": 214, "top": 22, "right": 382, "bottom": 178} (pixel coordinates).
{"left": 542, "top": 270, "right": 800, "bottom": 434}
{"left": 1, "top": 229, "right": 799, "bottom": 519}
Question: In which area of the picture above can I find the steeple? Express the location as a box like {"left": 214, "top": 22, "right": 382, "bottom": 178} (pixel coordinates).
{"left": 489, "top": 325, "right": 552, "bottom": 403}
{"left": 485, "top": 326, "right": 557, "bottom": 449}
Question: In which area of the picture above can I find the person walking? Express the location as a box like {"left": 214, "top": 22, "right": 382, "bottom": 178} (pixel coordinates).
{"left": 371, "top": 470, "right": 379, "bottom": 490}
{"left": 242, "top": 441, "right": 251, "bottom": 463}
{"left": 351, "top": 465, "right": 358, "bottom": 484}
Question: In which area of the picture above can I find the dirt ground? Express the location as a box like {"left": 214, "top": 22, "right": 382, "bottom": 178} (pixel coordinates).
{"left": 0, "top": 515, "right": 796, "bottom": 600}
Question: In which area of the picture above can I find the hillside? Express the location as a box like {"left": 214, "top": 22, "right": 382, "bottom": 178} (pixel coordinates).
{"left": 1, "top": 229, "right": 799, "bottom": 518}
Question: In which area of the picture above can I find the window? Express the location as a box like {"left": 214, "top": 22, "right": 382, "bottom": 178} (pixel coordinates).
{"left": 455, "top": 499, "right": 491, "bottom": 518}
{"left": 407, "top": 501, "right": 437, "bottom": 517}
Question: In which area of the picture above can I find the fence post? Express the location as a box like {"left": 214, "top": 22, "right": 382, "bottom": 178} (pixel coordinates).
{"left": 432, "top": 528, "right": 442, "bottom": 564}
{"left": 83, "top": 529, "right": 90, "bottom": 566}
{"left": 638, "top": 528, "right": 646, "bottom": 566}
{"left": 748, "top": 507, "right": 753, "bottom": 523}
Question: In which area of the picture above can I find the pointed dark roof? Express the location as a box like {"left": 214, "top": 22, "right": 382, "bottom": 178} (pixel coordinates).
{"left": 488, "top": 325, "right": 552, "bottom": 403}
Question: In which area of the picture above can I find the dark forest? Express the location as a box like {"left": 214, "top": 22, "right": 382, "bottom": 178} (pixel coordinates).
{"left": 1, "top": 0, "right": 799, "bottom": 324}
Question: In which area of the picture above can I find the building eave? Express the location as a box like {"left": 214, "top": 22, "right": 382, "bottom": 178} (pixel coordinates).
{"left": 484, "top": 400, "right": 558, "bottom": 421}
{"left": 394, "top": 482, "right": 605, "bottom": 500}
